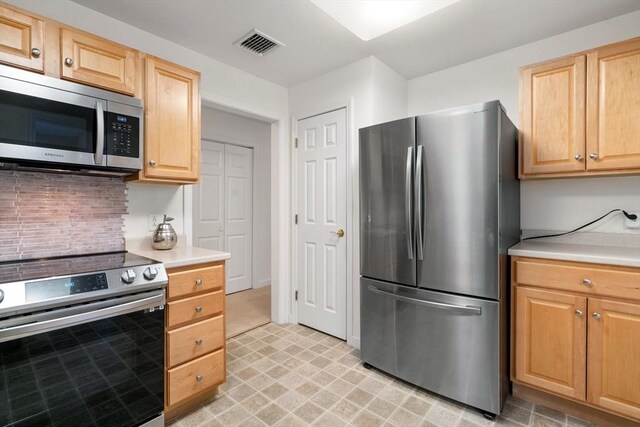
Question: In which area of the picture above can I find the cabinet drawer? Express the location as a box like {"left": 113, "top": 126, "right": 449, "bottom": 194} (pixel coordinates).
{"left": 167, "top": 290, "right": 223, "bottom": 328}
{"left": 167, "top": 349, "right": 225, "bottom": 407}
{"left": 168, "top": 263, "right": 223, "bottom": 300}
{"left": 514, "top": 258, "right": 640, "bottom": 301}
{"left": 167, "top": 315, "right": 224, "bottom": 368}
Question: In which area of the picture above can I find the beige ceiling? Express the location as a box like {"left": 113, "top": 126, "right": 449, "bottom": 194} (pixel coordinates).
{"left": 71, "top": 0, "right": 640, "bottom": 87}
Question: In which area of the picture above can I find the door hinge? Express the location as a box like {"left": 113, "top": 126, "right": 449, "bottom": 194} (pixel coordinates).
{"left": 294, "top": 137, "right": 298, "bottom": 148}
{"left": 295, "top": 290, "right": 298, "bottom": 301}
{"left": 294, "top": 214, "right": 298, "bottom": 224}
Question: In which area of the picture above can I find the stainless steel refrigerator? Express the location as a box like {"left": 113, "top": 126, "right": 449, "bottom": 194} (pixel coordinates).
{"left": 359, "top": 100, "right": 520, "bottom": 418}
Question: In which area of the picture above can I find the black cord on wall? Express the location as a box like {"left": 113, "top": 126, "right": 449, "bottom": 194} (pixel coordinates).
{"left": 522, "top": 209, "right": 638, "bottom": 241}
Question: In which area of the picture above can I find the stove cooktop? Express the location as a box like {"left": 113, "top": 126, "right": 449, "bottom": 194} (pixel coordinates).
{"left": 0, "top": 251, "right": 157, "bottom": 284}
{"left": 0, "top": 251, "right": 168, "bottom": 317}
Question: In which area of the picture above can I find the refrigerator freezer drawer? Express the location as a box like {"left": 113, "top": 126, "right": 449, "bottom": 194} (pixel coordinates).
{"left": 360, "top": 278, "right": 503, "bottom": 415}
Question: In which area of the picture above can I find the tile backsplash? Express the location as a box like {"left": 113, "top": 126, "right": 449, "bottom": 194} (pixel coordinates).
{"left": 1, "top": 171, "right": 127, "bottom": 262}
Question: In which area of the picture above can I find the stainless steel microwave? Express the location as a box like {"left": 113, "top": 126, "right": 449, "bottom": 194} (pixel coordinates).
{"left": 0, "top": 64, "right": 143, "bottom": 176}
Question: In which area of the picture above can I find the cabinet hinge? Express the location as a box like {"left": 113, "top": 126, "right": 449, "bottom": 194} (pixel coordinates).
{"left": 295, "top": 290, "right": 298, "bottom": 301}
{"left": 294, "top": 137, "right": 298, "bottom": 148}
{"left": 294, "top": 214, "right": 298, "bottom": 224}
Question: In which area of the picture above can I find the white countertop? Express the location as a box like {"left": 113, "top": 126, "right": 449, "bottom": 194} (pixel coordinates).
{"left": 126, "top": 237, "right": 230, "bottom": 269}
{"left": 509, "top": 240, "right": 640, "bottom": 268}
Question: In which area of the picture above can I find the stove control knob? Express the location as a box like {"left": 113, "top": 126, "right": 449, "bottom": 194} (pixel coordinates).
{"left": 143, "top": 267, "right": 159, "bottom": 280}
{"left": 0, "top": 289, "right": 4, "bottom": 304}
{"left": 120, "top": 269, "right": 137, "bottom": 284}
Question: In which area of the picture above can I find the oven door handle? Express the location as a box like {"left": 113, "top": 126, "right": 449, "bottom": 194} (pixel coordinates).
{"left": 0, "top": 291, "right": 164, "bottom": 343}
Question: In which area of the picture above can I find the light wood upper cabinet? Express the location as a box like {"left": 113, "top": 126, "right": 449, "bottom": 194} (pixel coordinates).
{"left": 143, "top": 56, "right": 200, "bottom": 183}
{"left": 520, "top": 56, "right": 586, "bottom": 176}
{"left": 586, "top": 38, "right": 640, "bottom": 171}
{"left": 520, "top": 37, "right": 640, "bottom": 179}
{"left": 515, "top": 286, "right": 587, "bottom": 400}
{"left": 60, "top": 28, "right": 137, "bottom": 95}
{"left": 0, "top": 5, "right": 44, "bottom": 72}
{"left": 588, "top": 298, "right": 640, "bottom": 420}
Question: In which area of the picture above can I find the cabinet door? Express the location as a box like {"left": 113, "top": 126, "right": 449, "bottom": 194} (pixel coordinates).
{"left": 144, "top": 56, "right": 200, "bottom": 182}
{"left": 586, "top": 38, "right": 640, "bottom": 171}
{"left": 0, "top": 5, "right": 44, "bottom": 72}
{"left": 60, "top": 28, "right": 136, "bottom": 95}
{"left": 520, "top": 56, "right": 586, "bottom": 175}
{"left": 515, "top": 287, "right": 586, "bottom": 400}
{"left": 588, "top": 298, "right": 640, "bottom": 419}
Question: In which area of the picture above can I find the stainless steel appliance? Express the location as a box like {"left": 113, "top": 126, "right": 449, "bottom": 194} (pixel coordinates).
{"left": 0, "top": 251, "right": 168, "bottom": 426}
{"left": 359, "top": 101, "right": 520, "bottom": 418}
{"left": 0, "top": 64, "right": 143, "bottom": 176}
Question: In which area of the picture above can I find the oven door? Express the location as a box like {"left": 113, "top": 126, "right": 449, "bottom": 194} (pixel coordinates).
{"left": 0, "top": 291, "right": 165, "bottom": 427}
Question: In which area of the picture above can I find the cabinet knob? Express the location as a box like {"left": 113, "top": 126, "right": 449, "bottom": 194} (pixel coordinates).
{"left": 195, "top": 305, "right": 203, "bottom": 313}
{"left": 31, "top": 48, "right": 41, "bottom": 58}
{"left": 592, "top": 312, "right": 601, "bottom": 320}
{"left": 575, "top": 309, "right": 583, "bottom": 318}
{"left": 574, "top": 154, "right": 582, "bottom": 161}
{"left": 589, "top": 152, "right": 598, "bottom": 160}
{"left": 195, "top": 374, "right": 203, "bottom": 383}
{"left": 195, "top": 338, "right": 203, "bottom": 346}
{"left": 582, "top": 278, "right": 592, "bottom": 286}
{"left": 64, "top": 57, "right": 73, "bottom": 66}
{"left": 195, "top": 279, "right": 203, "bottom": 286}
{"left": 149, "top": 160, "right": 156, "bottom": 167}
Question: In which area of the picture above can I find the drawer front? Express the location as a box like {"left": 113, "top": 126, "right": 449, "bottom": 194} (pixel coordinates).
{"left": 167, "top": 349, "right": 225, "bottom": 407}
{"left": 167, "top": 291, "right": 223, "bottom": 328}
{"left": 515, "top": 258, "right": 640, "bottom": 301}
{"left": 167, "top": 315, "right": 224, "bottom": 368}
{"left": 168, "top": 263, "right": 224, "bottom": 300}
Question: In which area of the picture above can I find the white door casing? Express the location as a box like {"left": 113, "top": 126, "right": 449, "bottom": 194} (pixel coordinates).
{"left": 193, "top": 141, "right": 253, "bottom": 294}
{"left": 296, "top": 108, "right": 347, "bottom": 339}
{"left": 225, "top": 144, "right": 253, "bottom": 294}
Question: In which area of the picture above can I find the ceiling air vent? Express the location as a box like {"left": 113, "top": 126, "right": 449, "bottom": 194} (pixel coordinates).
{"left": 235, "top": 29, "right": 284, "bottom": 56}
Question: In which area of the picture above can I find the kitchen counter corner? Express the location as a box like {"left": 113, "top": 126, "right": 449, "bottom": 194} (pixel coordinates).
{"left": 127, "top": 239, "right": 231, "bottom": 269}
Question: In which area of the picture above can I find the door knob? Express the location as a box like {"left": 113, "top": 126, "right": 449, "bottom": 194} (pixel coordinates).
{"left": 149, "top": 160, "right": 156, "bottom": 167}
{"left": 195, "top": 339, "right": 203, "bottom": 346}
{"left": 574, "top": 154, "right": 582, "bottom": 161}
{"left": 64, "top": 57, "right": 73, "bottom": 66}
{"left": 31, "top": 48, "right": 41, "bottom": 58}
{"left": 331, "top": 229, "right": 345, "bottom": 237}
{"left": 589, "top": 152, "right": 598, "bottom": 160}
{"left": 582, "top": 278, "right": 592, "bottom": 286}
{"left": 592, "top": 312, "right": 601, "bottom": 320}
{"left": 195, "top": 374, "right": 203, "bottom": 382}
{"left": 195, "top": 279, "right": 203, "bottom": 286}
{"left": 195, "top": 306, "right": 203, "bottom": 313}
{"left": 575, "top": 309, "right": 583, "bottom": 318}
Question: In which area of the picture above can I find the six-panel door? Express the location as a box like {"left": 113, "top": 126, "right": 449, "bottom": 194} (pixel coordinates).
{"left": 586, "top": 38, "right": 640, "bottom": 171}
{"left": 515, "top": 287, "right": 587, "bottom": 400}
{"left": 520, "top": 55, "right": 586, "bottom": 176}
{"left": 587, "top": 298, "right": 640, "bottom": 420}
{"left": 0, "top": 5, "right": 44, "bottom": 72}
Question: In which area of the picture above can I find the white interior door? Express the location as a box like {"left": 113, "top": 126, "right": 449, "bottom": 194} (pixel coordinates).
{"left": 296, "top": 108, "right": 347, "bottom": 339}
{"left": 194, "top": 142, "right": 253, "bottom": 295}
{"left": 193, "top": 141, "right": 224, "bottom": 251}
{"left": 224, "top": 144, "right": 253, "bottom": 294}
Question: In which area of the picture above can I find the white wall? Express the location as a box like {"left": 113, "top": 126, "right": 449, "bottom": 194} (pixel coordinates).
{"left": 7, "top": 0, "right": 292, "bottom": 323}
{"left": 289, "top": 56, "right": 408, "bottom": 348}
{"left": 197, "top": 107, "right": 272, "bottom": 288}
{"left": 408, "top": 11, "right": 640, "bottom": 234}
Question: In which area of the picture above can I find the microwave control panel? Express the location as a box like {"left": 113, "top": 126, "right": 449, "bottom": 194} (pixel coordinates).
{"left": 105, "top": 112, "right": 140, "bottom": 158}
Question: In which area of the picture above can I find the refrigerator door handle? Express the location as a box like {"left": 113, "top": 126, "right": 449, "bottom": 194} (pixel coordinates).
{"left": 367, "top": 285, "right": 482, "bottom": 315}
{"left": 405, "top": 146, "right": 414, "bottom": 260}
{"left": 415, "top": 145, "right": 424, "bottom": 260}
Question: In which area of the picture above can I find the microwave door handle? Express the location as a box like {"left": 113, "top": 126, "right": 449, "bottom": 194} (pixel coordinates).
{"left": 95, "top": 101, "right": 105, "bottom": 165}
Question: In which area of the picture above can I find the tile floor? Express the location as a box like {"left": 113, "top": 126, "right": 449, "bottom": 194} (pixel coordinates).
{"left": 168, "top": 323, "right": 599, "bottom": 427}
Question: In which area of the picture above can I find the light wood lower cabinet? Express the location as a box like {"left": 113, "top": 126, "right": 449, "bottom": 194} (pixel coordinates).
{"left": 587, "top": 298, "right": 640, "bottom": 420}
{"left": 165, "top": 261, "right": 226, "bottom": 419}
{"left": 512, "top": 257, "right": 640, "bottom": 423}
{"left": 515, "top": 287, "right": 586, "bottom": 400}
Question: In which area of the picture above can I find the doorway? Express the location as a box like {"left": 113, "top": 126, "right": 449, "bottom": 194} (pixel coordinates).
{"left": 193, "top": 105, "right": 272, "bottom": 337}
{"left": 295, "top": 108, "right": 348, "bottom": 339}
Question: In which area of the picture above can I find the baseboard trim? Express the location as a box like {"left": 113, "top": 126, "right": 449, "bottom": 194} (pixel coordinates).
{"left": 254, "top": 279, "right": 271, "bottom": 289}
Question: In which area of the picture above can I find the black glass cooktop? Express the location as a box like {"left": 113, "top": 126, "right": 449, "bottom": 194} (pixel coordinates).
{"left": 0, "top": 252, "right": 159, "bottom": 284}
